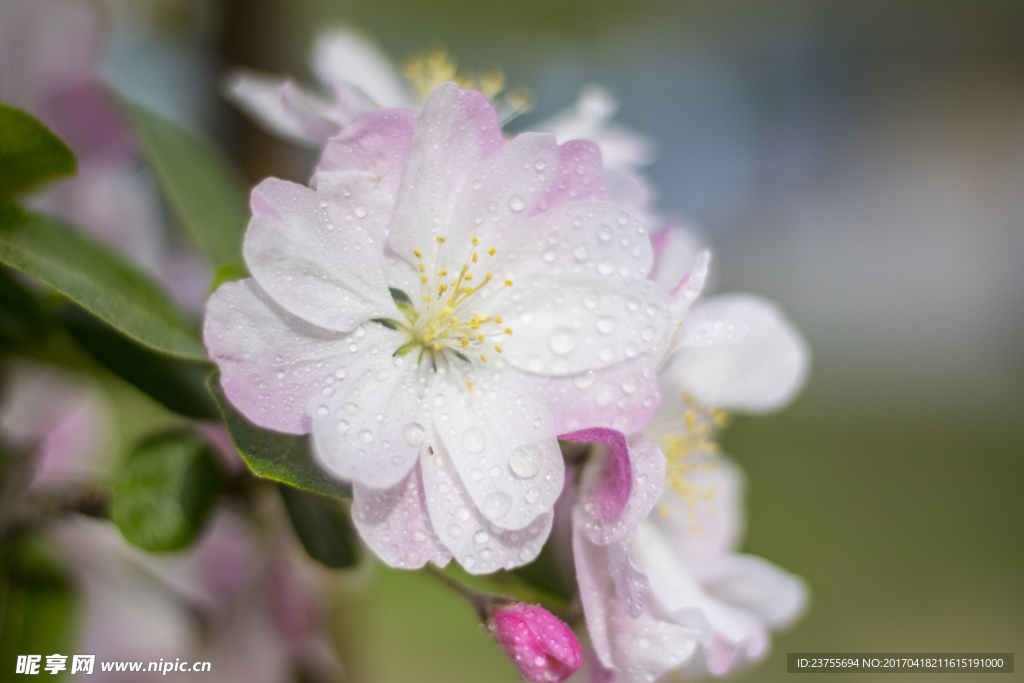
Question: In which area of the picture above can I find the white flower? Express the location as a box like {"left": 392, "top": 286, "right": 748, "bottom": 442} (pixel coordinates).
{"left": 204, "top": 83, "right": 674, "bottom": 573}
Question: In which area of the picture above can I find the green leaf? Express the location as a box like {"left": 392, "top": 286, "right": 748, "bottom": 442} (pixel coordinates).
{"left": 0, "top": 266, "right": 48, "bottom": 348}
{"left": 207, "top": 372, "right": 351, "bottom": 498}
{"left": 0, "top": 208, "right": 206, "bottom": 360}
{"left": 122, "top": 100, "right": 248, "bottom": 275}
{"left": 279, "top": 484, "right": 360, "bottom": 568}
{"left": 59, "top": 304, "right": 219, "bottom": 419}
{"left": 0, "top": 534, "right": 78, "bottom": 676}
{"left": 110, "top": 431, "right": 227, "bottom": 552}
{"left": 0, "top": 104, "right": 76, "bottom": 196}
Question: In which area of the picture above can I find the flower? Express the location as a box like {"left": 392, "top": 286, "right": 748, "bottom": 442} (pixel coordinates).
{"left": 489, "top": 602, "right": 583, "bottom": 683}
{"left": 205, "top": 82, "right": 674, "bottom": 573}
{"left": 224, "top": 26, "right": 529, "bottom": 147}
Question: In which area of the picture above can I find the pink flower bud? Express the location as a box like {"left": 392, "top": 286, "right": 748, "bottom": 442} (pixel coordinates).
{"left": 489, "top": 603, "right": 582, "bottom": 683}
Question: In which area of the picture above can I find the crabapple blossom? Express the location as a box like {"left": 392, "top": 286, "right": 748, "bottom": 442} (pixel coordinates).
{"left": 205, "top": 82, "right": 675, "bottom": 573}
{"left": 489, "top": 602, "right": 583, "bottom": 682}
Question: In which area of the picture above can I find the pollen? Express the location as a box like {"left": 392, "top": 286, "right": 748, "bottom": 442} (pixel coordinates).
{"left": 504, "top": 279, "right": 513, "bottom": 287}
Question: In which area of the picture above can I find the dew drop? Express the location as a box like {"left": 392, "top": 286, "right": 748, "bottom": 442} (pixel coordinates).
{"left": 598, "top": 225, "right": 614, "bottom": 241}
{"left": 358, "top": 430, "right": 374, "bottom": 443}
{"left": 474, "top": 530, "right": 489, "bottom": 543}
{"left": 479, "top": 547, "right": 494, "bottom": 561}
{"left": 572, "top": 245, "right": 588, "bottom": 261}
{"left": 599, "top": 347, "right": 615, "bottom": 363}
{"left": 573, "top": 372, "right": 596, "bottom": 390}
{"left": 337, "top": 420, "right": 350, "bottom": 432}
{"left": 509, "top": 444, "right": 543, "bottom": 479}
{"left": 525, "top": 487, "right": 540, "bottom": 504}
{"left": 456, "top": 506, "right": 472, "bottom": 521}
{"left": 508, "top": 195, "right": 526, "bottom": 212}
{"left": 595, "top": 387, "right": 615, "bottom": 408}
{"left": 596, "top": 316, "right": 617, "bottom": 334}
{"left": 461, "top": 427, "right": 486, "bottom": 453}
{"left": 482, "top": 492, "right": 512, "bottom": 520}
{"left": 343, "top": 402, "right": 360, "bottom": 414}
{"left": 402, "top": 422, "right": 426, "bottom": 446}
{"left": 548, "top": 328, "right": 576, "bottom": 355}
{"left": 448, "top": 524, "right": 463, "bottom": 538}
{"left": 597, "top": 259, "right": 614, "bottom": 276}
{"left": 354, "top": 205, "right": 367, "bottom": 218}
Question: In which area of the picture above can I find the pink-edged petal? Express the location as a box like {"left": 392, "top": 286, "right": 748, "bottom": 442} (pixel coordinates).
{"left": 421, "top": 441, "right": 552, "bottom": 574}
{"left": 310, "top": 26, "right": 413, "bottom": 109}
{"left": 667, "top": 249, "right": 711, "bottom": 331}
{"left": 633, "top": 521, "right": 768, "bottom": 671}
{"left": 569, "top": 431, "right": 667, "bottom": 546}
{"left": 606, "top": 531, "right": 648, "bottom": 618}
{"left": 607, "top": 598, "right": 703, "bottom": 683}
{"left": 312, "top": 107, "right": 417, "bottom": 201}
{"left": 388, "top": 83, "right": 502, "bottom": 258}
{"left": 222, "top": 70, "right": 340, "bottom": 146}
{"left": 204, "top": 279, "right": 354, "bottom": 435}
{"left": 432, "top": 367, "right": 564, "bottom": 531}
{"left": 446, "top": 134, "right": 605, "bottom": 261}
{"left": 571, "top": 518, "right": 614, "bottom": 670}
{"left": 309, "top": 338, "right": 432, "bottom": 488}
{"left": 351, "top": 462, "right": 452, "bottom": 569}
{"left": 652, "top": 456, "right": 746, "bottom": 561}
{"left": 649, "top": 223, "right": 707, "bottom": 294}
{"left": 521, "top": 348, "right": 663, "bottom": 436}
{"left": 663, "top": 294, "right": 810, "bottom": 412}
{"left": 243, "top": 177, "right": 396, "bottom": 333}
{"left": 691, "top": 553, "right": 809, "bottom": 629}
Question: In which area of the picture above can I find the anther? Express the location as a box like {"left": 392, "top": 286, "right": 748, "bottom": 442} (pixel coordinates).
{"left": 488, "top": 247, "right": 496, "bottom": 256}
{"left": 504, "top": 327, "right": 513, "bottom": 335}
{"left": 436, "top": 236, "right": 446, "bottom": 244}
{"left": 504, "top": 279, "right": 513, "bottom": 287}
{"left": 494, "top": 315, "right": 502, "bottom": 323}
{"left": 480, "top": 353, "right": 487, "bottom": 362}
{"left": 472, "top": 236, "right": 479, "bottom": 246}
{"left": 413, "top": 249, "right": 423, "bottom": 258}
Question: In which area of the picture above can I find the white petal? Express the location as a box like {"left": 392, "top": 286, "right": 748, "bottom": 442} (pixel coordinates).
{"left": 431, "top": 366, "right": 564, "bottom": 531}
{"left": 310, "top": 25, "right": 413, "bottom": 109}
{"left": 692, "top": 554, "right": 809, "bottom": 629}
{"left": 243, "top": 177, "right": 396, "bottom": 333}
{"left": 421, "top": 442, "right": 552, "bottom": 574}
{"left": 649, "top": 223, "right": 707, "bottom": 294}
{"left": 388, "top": 83, "right": 502, "bottom": 259}
{"left": 662, "top": 294, "right": 809, "bottom": 412}
{"left": 222, "top": 70, "right": 340, "bottom": 146}
{"left": 204, "top": 279, "right": 353, "bottom": 435}
{"left": 652, "top": 455, "right": 746, "bottom": 561}
{"left": 521, "top": 349, "right": 663, "bottom": 435}
{"left": 607, "top": 599, "right": 703, "bottom": 683}
{"left": 573, "top": 433, "right": 666, "bottom": 546}
{"left": 666, "top": 249, "right": 711, "bottom": 332}
{"left": 572, "top": 519, "right": 614, "bottom": 670}
{"left": 310, "top": 338, "right": 432, "bottom": 488}
{"left": 498, "top": 275, "right": 670, "bottom": 378}
{"left": 606, "top": 531, "right": 649, "bottom": 618}
{"left": 351, "top": 463, "right": 452, "bottom": 569}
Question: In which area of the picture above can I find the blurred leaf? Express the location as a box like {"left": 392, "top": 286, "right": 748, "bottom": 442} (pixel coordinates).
{"left": 0, "top": 208, "right": 206, "bottom": 360}
{"left": 0, "top": 266, "right": 47, "bottom": 347}
{"left": 0, "top": 534, "right": 78, "bottom": 677}
{"left": 60, "top": 305, "right": 218, "bottom": 419}
{"left": 510, "top": 534, "right": 574, "bottom": 603}
{"left": 111, "top": 431, "right": 226, "bottom": 552}
{"left": 279, "top": 484, "right": 360, "bottom": 568}
{"left": 207, "top": 372, "right": 351, "bottom": 499}
{"left": 123, "top": 100, "right": 248, "bottom": 277}
{"left": 0, "top": 105, "right": 76, "bottom": 197}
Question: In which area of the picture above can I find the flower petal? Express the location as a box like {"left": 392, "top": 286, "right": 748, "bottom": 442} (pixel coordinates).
{"left": 606, "top": 531, "right": 648, "bottom": 618}
{"left": 309, "top": 337, "right": 433, "bottom": 488}
{"left": 432, "top": 367, "right": 564, "bottom": 531}
{"left": 310, "top": 26, "right": 413, "bottom": 109}
{"left": 447, "top": 133, "right": 605, "bottom": 260}
{"left": 243, "top": 177, "right": 396, "bottom": 333}
{"left": 691, "top": 553, "right": 809, "bottom": 629}
{"left": 421, "top": 442, "right": 553, "bottom": 574}
{"left": 204, "top": 279, "right": 351, "bottom": 435}
{"left": 572, "top": 519, "right": 614, "bottom": 670}
{"left": 607, "top": 599, "right": 702, "bottom": 683}
{"left": 222, "top": 70, "right": 340, "bottom": 146}
{"left": 312, "top": 107, "right": 417, "bottom": 202}
{"left": 665, "top": 248, "right": 711, "bottom": 332}
{"left": 351, "top": 463, "right": 452, "bottom": 569}
{"left": 567, "top": 431, "right": 666, "bottom": 546}
{"left": 387, "top": 83, "right": 503, "bottom": 259}
{"left": 662, "top": 294, "right": 809, "bottom": 412}
{"left": 649, "top": 223, "right": 707, "bottom": 295}
{"left": 521, "top": 348, "right": 663, "bottom": 435}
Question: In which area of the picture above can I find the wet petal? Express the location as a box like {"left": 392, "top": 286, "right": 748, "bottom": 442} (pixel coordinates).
{"left": 432, "top": 367, "right": 564, "bottom": 531}
{"left": 204, "top": 279, "right": 352, "bottom": 435}
{"left": 649, "top": 223, "right": 707, "bottom": 294}
{"left": 309, "top": 26, "right": 413, "bottom": 109}
{"left": 421, "top": 442, "right": 552, "bottom": 574}
{"left": 351, "top": 463, "right": 452, "bottom": 569}
{"left": 244, "top": 178, "right": 396, "bottom": 333}
{"left": 222, "top": 71, "right": 341, "bottom": 146}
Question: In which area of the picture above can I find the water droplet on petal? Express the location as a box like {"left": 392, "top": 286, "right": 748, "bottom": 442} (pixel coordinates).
{"left": 448, "top": 524, "right": 463, "bottom": 538}
{"left": 358, "top": 430, "right": 374, "bottom": 443}
{"left": 402, "top": 422, "right": 426, "bottom": 446}
{"left": 548, "top": 328, "right": 576, "bottom": 355}
{"left": 461, "top": 428, "right": 486, "bottom": 453}
{"left": 508, "top": 195, "right": 525, "bottom": 212}
{"left": 482, "top": 492, "right": 512, "bottom": 520}
{"left": 509, "top": 444, "right": 543, "bottom": 479}
{"left": 596, "top": 316, "right": 617, "bottom": 334}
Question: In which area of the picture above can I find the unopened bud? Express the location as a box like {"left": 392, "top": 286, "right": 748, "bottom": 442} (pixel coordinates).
{"left": 488, "top": 602, "right": 582, "bottom": 682}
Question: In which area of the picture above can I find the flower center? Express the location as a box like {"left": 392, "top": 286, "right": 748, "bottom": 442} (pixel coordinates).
{"left": 658, "top": 396, "right": 730, "bottom": 526}
{"left": 398, "top": 235, "right": 514, "bottom": 366}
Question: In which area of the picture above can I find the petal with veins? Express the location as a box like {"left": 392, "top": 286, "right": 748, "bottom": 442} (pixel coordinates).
{"left": 310, "top": 340, "right": 433, "bottom": 488}
{"left": 244, "top": 178, "right": 397, "bottom": 333}
{"left": 351, "top": 462, "right": 452, "bottom": 569}
{"left": 388, "top": 83, "right": 503, "bottom": 259}
{"left": 204, "top": 279, "right": 352, "bottom": 435}
{"left": 421, "top": 443, "right": 552, "bottom": 574}
{"left": 649, "top": 223, "right": 707, "bottom": 294}
{"left": 310, "top": 26, "right": 413, "bottom": 109}
{"left": 432, "top": 367, "right": 564, "bottom": 531}
{"left": 662, "top": 294, "right": 809, "bottom": 412}
{"left": 222, "top": 71, "right": 340, "bottom": 146}
{"left": 691, "top": 553, "right": 809, "bottom": 629}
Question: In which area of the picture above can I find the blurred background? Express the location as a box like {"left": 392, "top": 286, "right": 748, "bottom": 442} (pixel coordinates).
{"left": 45, "top": 0, "right": 1024, "bottom": 680}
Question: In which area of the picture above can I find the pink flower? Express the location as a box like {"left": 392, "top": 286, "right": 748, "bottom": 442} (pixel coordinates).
{"left": 490, "top": 603, "right": 583, "bottom": 683}
{"left": 205, "top": 82, "right": 677, "bottom": 573}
